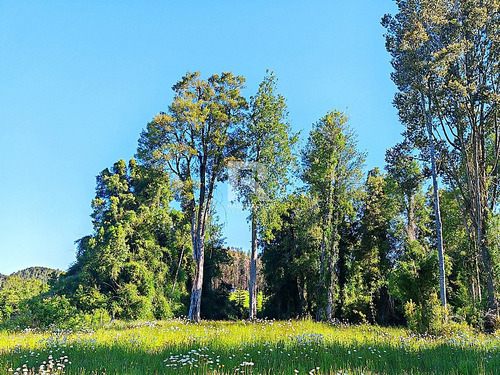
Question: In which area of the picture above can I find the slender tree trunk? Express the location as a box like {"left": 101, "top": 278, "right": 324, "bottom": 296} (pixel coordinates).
{"left": 315, "top": 228, "right": 328, "bottom": 321}
{"left": 188, "top": 201, "right": 207, "bottom": 322}
{"left": 407, "top": 195, "right": 416, "bottom": 242}
{"left": 476, "top": 256, "right": 482, "bottom": 303}
{"left": 473, "top": 128, "right": 498, "bottom": 315}
{"left": 188, "top": 238, "right": 205, "bottom": 322}
{"left": 172, "top": 242, "right": 186, "bottom": 294}
{"left": 423, "top": 94, "right": 447, "bottom": 309}
{"left": 249, "top": 212, "right": 258, "bottom": 320}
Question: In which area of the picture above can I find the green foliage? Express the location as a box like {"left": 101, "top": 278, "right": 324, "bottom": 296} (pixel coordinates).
{"left": 200, "top": 217, "right": 235, "bottom": 320}
{"left": 344, "top": 168, "right": 395, "bottom": 324}
{"left": 302, "top": 110, "right": 365, "bottom": 320}
{"left": 16, "top": 295, "right": 81, "bottom": 329}
{"left": 233, "top": 71, "right": 298, "bottom": 234}
{"left": 53, "top": 159, "right": 190, "bottom": 322}
{"left": 228, "top": 290, "right": 264, "bottom": 319}
{"left": 229, "top": 289, "right": 249, "bottom": 318}
{"left": 0, "top": 276, "right": 48, "bottom": 324}
{"left": 261, "top": 194, "right": 320, "bottom": 319}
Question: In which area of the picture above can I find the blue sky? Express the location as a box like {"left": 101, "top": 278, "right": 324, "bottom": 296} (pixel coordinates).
{"left": 0, "top": 1, "right": 400, "bottom": 274}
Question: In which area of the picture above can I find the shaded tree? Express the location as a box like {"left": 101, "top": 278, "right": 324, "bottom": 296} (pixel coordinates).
{"left": 261, "top": 194, "right": 320, "bottom": 318}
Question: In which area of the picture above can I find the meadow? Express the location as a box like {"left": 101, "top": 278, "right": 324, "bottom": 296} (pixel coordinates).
{"left": 0, "top": 320, "right": 499, "bottom": 374}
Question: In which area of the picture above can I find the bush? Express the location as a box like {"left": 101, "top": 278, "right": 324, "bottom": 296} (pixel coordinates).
{"left": 404, "top": 299, "right": 423, "bottom": 333}
{"left": 116, "top": 283, "right": 153, "bottom": 320}
{"left": 405, "top": 294, "right": 475, "bottom": 336}
{"left": 82, "top": 308, "right": 111, "bottom": 329}
{"left": 16, "top": 295, "right": 82, "bottom": 329}
{"left": 153, "top": 295, "right": 173, "bottom": 319}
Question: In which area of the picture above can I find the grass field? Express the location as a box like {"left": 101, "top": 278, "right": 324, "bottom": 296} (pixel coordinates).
{"left": 0, "top": 320, "right": 499, "bottom": 374}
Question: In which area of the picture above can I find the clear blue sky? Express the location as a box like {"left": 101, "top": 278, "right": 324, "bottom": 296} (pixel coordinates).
{"left": 0, "top": 1, "right": 400, "bottom": 274}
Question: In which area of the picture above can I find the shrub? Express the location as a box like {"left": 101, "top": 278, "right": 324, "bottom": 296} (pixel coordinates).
{"left": 17, "top": 295, "right": 82, "bottom": 329}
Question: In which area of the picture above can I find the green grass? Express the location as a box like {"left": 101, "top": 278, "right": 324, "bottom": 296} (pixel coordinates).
{"left": 0, "top": 320, "right": 499, "bottom": 374}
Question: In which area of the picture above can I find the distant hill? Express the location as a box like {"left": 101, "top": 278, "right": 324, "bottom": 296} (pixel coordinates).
{"left": 0, "top": 267, "right": 62, "bottom": 287}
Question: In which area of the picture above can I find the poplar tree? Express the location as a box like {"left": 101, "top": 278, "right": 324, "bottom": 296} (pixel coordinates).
{"left": 231, "top": 71, "right": 297, "bottom": 320}
{"left": 302, "top": 111, "right": 365, "bottom": 321}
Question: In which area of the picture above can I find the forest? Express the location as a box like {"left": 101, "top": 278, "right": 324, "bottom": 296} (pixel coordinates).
{"left": 1, "top": 1, "right": 500, "bottom": 339}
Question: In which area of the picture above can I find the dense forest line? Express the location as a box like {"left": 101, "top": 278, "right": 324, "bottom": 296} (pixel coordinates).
{"left": 2, "top": 0, "right": 500, "bottom": 334}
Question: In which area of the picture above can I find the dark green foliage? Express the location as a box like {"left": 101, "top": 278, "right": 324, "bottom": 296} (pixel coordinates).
{"left": 341, "top": 169, "right": 400, "bottom": 325}
{"left": 200, "top": 218, "right": 235, "bottom": 320}
{"left": 261, "top": 195, "right": 320, "bottom": 319}
{"left": 55, "top": 159, "right": 190, "bottom": 321}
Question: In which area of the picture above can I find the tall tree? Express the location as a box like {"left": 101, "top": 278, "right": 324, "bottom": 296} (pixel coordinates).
{"left": 382, "top": 0, "right": 449, "bottom": 311}
{"left": 57, "top": 159, "right": 188, "bottom": 320}
{"left": 138, "top": 72, "right": 247, "bottom": 321}
{"left": 231, "top": 71, "right": 297, "bottom": 320}
{"left": 260, "top": 194, "right": 321, "bottom": 319}
{"left": 354, "top": 168, "right": 394, "bottom": 323}
{"left": 383, "top": 0, "right": 500, "bottom": 320}
{"left": 302, "top": 110, "right": 365, "bottom": 321}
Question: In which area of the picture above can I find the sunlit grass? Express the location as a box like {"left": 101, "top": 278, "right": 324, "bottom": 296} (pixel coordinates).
{"left": 0, "top": 320, "right": 499, "bottom": 374}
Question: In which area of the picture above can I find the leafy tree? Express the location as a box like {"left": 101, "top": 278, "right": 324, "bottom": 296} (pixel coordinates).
{"left": 138, "top": 72, "right": 247, "bottom": 321}
{"left": 230, "top": 71, "right": 298, "bottom": 319}
{"left": 385, "top": 143, "right": 425, "bottom": 244}
{"left": 384, "top": 151, "right": 441, "bottom": 330}
{"left": 383, "top": 0, "right": 500, "bottom": 323}
{"left": 261, "top": 194, "right": 320, "bottom": 318}
{"left": 348, "top": 168, "right": 395, "bottom": 323}
{"left": 200, "top": 215, "right": 235, "bottom": 320}
{"left": 57, "top": 159, "right": 188, "bottom": 320}
{"left": 0, "top": 276, "right": 48, "bottom": 323}
{"left": 439, "top": 188, "right": 481, "bottom": 325}
{"left": 302, "top": 110, "right": 365, "bottom": 321}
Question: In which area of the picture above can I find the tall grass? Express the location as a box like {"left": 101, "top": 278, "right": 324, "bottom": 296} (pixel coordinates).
{"left": 0, "top": 320, "right": 499, "bottom": 374}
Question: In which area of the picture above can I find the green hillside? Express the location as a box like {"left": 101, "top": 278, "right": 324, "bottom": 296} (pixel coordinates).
{"left": 0, "top": 267, "right": 61, "bottom": 289}
{"left": 10, "top": 267, "right": 62, "bottom": 283}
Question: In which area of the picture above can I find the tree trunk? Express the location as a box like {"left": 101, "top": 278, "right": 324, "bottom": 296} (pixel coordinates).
{"left": 249, "top": 213, "right": 258, "bottom": 320}
{"left": 480, "top": 219, "right": 498, "bottom": 313}
{"left": 188, "top": 239, "right": 205, "bottom": 322}
{"left": 472, "top": 127, "right": 498, "bottom": 315}
{"left": 188, "top": 201, "right": 207, "bottom": 322}
{"left": 407, "top": 194, "right": 416, "bottom": 242}
{"left": 172, "top": 242, "right": 186, "bottom": 294}
{"left": 315, "top": 229, "right": 328, "bottom": 321}
{"left": 423, "top": 95, "right": 447, "bottom": 309}
{"left": 326, "top": 261, "right": 335, "bottom": 321}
